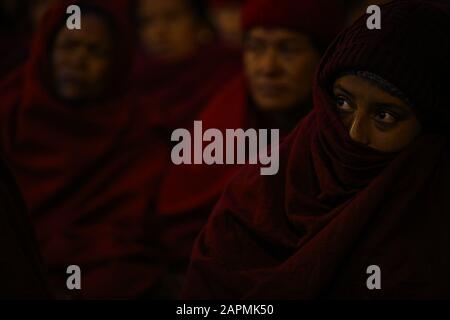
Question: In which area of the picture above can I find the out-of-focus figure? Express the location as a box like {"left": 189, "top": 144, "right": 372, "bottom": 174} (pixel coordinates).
{"left": 135, "top": 0, "right": 213, "bottom": 62}
{"left": 131, "top": 0, "right": 241, "bottom": 131}
{"left": 207, "top": 0, "right": 245, "bottom": 48}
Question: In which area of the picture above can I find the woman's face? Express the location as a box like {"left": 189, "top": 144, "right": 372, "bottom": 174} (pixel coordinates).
{"left": 244, "top": 28, "right": 321, "bottom": 112}
{"left": 136, "top": 0, "right": 202, "bottom": 61}
{"left": 209, "top": 4, "right": 243, "bottom": 47}
{"left": 332, "top": 75, "right": 422, "bottom": 153}
{"left": 51, "top": 14, "right": 114, "bottom": 103}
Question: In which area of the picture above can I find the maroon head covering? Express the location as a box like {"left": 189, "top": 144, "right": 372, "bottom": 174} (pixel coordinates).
{"left": 0, "top": 0, "right": 168, "bottom": 299}
{"left": 242, "top": 0, "right": 344, "bottom": 50}
{"left": 182, "top": 0, "right": 450, "bottom": 299}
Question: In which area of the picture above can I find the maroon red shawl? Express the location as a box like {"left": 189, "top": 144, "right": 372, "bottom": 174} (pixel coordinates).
{"left": 182, "top": 1, "right": 450, "bottom": 299}
{"left": 132, "top": 42, "right": 242, "bottom": 131}
{"left": 0, "top": 154, "right": 50, "bottom": 298}
{"left": 156, "top": 74, "right": 286, "bottom": 271}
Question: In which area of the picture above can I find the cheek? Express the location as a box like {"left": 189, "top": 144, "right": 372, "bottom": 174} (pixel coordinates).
{"left": 86, "top": 58, "right": 111, "bottom": 85}
{"left": 52, "top": 50, "right": 67, "bottom": 71}
{"left": 139, "top": 26, "right": 152, "bottom": 43}
{"left": 370, "top": 124, "right": 421, "bottom": 153}
{"left": 139, "top": 26, "right": 161, "bottom": 53}
{"left": 243, "top": 53, "right": 257, "bottom": 81}
{"left": 169, "top": 19, "right": 197, "bottom": 43}
{"left": 244, "top": 52, "right": 258, "bottom": 89}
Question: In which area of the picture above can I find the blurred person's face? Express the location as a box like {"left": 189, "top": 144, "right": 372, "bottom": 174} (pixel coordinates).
{"left": 137, "top": 0, "right": 203, "bottom": 61}
{"left": 244, "top": 28, "right": 320, "bottom": 112}
{"left": 51, "top": 14, "right": 114, "bottom": 103}
{"left": 31, "top": 0, "right": 57, "bottom": 28}
{"left": 333, "top": 75, "right": 422, "bottom": 153}
{"left": 209, "top": 4, "right": 242, "bottom": 47}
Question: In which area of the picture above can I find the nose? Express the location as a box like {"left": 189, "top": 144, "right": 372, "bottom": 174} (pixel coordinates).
{"left": 152, "top": 22, "right": 166, "bottom": 40}
{"left": 258, "top": 48, "right": 281, "bottom": 77}
{"left": 348, "top": 111, "right": 370, "bottom": 145}
{"left": 68, "top": 46, "right": 88, "bottom": 68}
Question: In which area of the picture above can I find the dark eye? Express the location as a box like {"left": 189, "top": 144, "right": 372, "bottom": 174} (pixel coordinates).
{"left": 138, "top": 16, "right": 153, "bottom": 28}
{"left": 279, "top": 43, "right": 301, "bottom": 55}
{"left": 335, "top": 96, "right": 353, "bottom": 113}
{"left": 57, "top": 39, "right": 77, "bottom": 51}
{"left": 88, "top": 44, "right": 110, "bottom": 58}
{"left": 245, "top": 39, "right": 265, "bottom": 54}
{"left": 373, "top": 111, "right": 398, "bottom": 125}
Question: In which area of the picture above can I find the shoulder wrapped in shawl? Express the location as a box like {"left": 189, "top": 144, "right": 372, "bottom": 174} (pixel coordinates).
{"left": 156, "top": 74, "right": 286, "bottom": 271}
{"left": 182, "top": 0, "right": 450, "bottom": 299}
{"left": 132, "top": 41, "right": 242, "bottom": 131}
{"left": 0, "top": 154, "right": 50, "bottom": 299}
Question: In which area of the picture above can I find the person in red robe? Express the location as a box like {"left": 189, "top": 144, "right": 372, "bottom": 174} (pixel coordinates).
{"left": 182, "top": 0, "right": 450, "bottom": 299}
{"left": 0, "top": 0, "right": 169, "bottom": 299}
{"left": 206, "top": 0, "right": 245, "bottom": 49}
{"left": 131, "top": 0, "right": 242, "bottom": 132}
{"left": 155, "top": 0, "right": 345, "bottom": 296}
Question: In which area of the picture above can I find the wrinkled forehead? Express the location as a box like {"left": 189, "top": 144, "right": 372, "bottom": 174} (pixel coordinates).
{"left": 136, "top": 0, "right": 195, "bottom": 17}
{"left": 245, "top": 27, "right": 314, "bottom": 47}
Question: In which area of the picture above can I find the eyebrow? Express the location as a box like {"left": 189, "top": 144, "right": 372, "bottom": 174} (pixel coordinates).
{"left": 372, "top": 102, "right": 410, "bottom": 116}
{"left": 333, "top": 84, "right": 354, "bottom": 99}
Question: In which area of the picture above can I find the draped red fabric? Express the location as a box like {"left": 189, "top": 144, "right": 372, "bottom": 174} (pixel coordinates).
{"left": 132, "top": 43, "right": 242, "bottom": 131}
{"left": 0, "top": 31, "right": 29, "bottom": 78}
{"left": 156, "top": 74, "right": 279, "bottom": 271}
{"left": 182, "top": 1, "right": 450, "bottom": 299}
{"left": 0, "top": 1, "right": 30, "bottom": 77}
{"left": 0, "top": 154, "right": 50, "bottom": 298}
{"left": 0, "top": 0, "right": 168, "bottom": 299}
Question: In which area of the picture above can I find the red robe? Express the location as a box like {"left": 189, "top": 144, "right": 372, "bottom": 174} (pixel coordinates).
{"left": 0, "top": 154, "right": 50, "bottom": 299}
{"left": 132, "top": 42, "right": 242, "bottom": 131}
{"left": 157, "top": 74, "right": 306, "bottom": 280}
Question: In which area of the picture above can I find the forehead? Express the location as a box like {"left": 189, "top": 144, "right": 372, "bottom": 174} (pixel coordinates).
{"left": 138, "top": 0, "right": 189, "bottom": 14}
{"left": 247, "top": 27, "right": 309, "bottom": 44}
{"left": 54, "top": 14, "right": 113, "bottom": 45}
